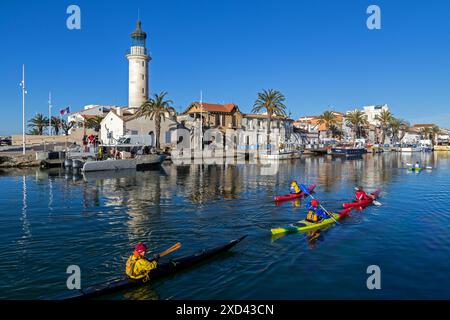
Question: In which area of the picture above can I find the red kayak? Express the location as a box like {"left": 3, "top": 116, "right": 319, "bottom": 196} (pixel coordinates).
{"left": 342, "top": 189, "right": 381, "bottom": 209}
{"left": 274, "top": 184, "right": 317, "bottom": 202}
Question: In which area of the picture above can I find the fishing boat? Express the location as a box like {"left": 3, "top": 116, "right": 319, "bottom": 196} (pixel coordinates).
{"left": 329, "top": 139, "right": 366, "bottom": 156}
{"left": 82, "top": 154, "right": 165, "bottom": 172}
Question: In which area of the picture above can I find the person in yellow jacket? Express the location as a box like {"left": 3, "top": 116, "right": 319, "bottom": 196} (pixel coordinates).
{"left": 290, "top": 181, "right": 301, "bottom": 194}
{"left": 126, "top": 242, "right": 159, "bottom": 281}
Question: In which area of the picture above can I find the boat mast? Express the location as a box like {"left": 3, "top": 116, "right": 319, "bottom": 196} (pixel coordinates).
{"left": 20, "top": 65, "right": 27, "bottom": 155}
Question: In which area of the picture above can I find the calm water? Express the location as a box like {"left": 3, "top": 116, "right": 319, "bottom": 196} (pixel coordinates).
{"left": 0, "top": 153, "right": 449, "bottom": 300}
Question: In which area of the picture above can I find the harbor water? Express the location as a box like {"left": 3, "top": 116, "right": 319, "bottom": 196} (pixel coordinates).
{"left": 0, "top": 152, "right": 449, "bottom": 299}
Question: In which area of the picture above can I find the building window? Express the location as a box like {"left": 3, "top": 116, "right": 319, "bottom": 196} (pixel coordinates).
{"left": 142, "top": 88, "right": 145, "bottom": 94}
{"left": 142, "top": 61, "right": 145, "bottom": 67}
{"left": 131, "top": 130, "right": 138, "bottom": 135}
{"left": 142, "top": 74, "right": 145, "bottom": 80}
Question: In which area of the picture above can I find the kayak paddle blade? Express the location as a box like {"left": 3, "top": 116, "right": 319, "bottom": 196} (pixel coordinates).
{"left": 299, "top": 184, "right": 310, "bottom": 195}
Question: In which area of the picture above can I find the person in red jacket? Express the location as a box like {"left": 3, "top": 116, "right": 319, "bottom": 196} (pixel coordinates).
{"left": 354, "top": 186, "right": 374, "bottom": 201}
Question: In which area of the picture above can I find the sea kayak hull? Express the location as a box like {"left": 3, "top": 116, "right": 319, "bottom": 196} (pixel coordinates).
{"left": 274, "top": 184, "right": 316, "bottom": 202}
{"left": 54, "top": 236, "right": 247, "bottom": 300}
{"left": 271, "top": 208, "right": 352, "bottom": 235}
{"left": 342, "top": 189, "right": 381, "bottom": 209}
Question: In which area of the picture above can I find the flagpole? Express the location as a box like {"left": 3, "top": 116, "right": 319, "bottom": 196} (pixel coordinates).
{"left": 21, "top": 65, "right": 26, "bottom": 155}
{"left": 48, "top": 92, "right": 52, "bottom": 136}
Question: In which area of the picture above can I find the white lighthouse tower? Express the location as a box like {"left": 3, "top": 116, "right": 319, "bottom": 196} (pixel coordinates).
{"left": 126, "top": 20, "right": 151, "bottom": 111}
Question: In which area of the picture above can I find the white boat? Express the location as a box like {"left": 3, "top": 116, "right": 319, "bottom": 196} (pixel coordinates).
{"left": 258, "top": 150, "right": 303, "bottom": 160}
{"left": 82, "top": 154, "right": 166, "bottom": 172}
{"left": 400, "top": 144, "right": 421, "bottom": 152}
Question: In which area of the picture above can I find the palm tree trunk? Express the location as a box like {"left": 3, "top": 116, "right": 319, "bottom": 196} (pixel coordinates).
{"left": 267, "top": 117, "right": 271, "bottom": 154}
{"left": 156, "top": 118, "right": 161, "bottom": 150}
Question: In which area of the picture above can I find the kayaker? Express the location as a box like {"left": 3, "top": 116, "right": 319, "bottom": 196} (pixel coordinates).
{"left": 354, "top": 186, "right": 374, "bottom": 201}
{"left": 306, "top": 199, "right": 328, "bottom": 223}
{"left": 290, "top": 181, "right": 301, "bottom": 194}
{"left": 125, "top": 242, "right": 160, "bottom": 281}
{"left": 414, "top": 161, "right": 420, "bottom": 169}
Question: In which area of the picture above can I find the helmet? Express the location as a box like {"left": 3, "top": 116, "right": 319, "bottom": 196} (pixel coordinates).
{"left": 135, "top": 242, "right": 148, "bottom": 255}
{"left": 355, "top": 186, "right": 363, "bottom": 191}
{"left": 311, "top": 199, "right": 319, "bottom": 206}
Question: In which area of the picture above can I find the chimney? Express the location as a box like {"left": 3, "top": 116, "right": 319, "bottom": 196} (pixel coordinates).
{"left": 116, "top": 107, "right": 123, "bottom": 117}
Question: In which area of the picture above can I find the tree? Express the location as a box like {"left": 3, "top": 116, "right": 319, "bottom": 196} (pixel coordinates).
{"left": 85, "top": 116, "right": 103, "bottom": 132}
{"left": 345, "top": 110, "right": 368, "bottom": 139}
{"left": 28, "top": 128, "right": 40, "bottom": 135}
{"left": 28, "top": 113, "right": 48, "bottom": 135}
{"left": 390, "top": 118, "right": 409, "bottom": 144}
{"left": 317, "top": 111, "right": 338, "bottom": 139}
{"left": 375, "top": 109, "right": 393, "bottom": 144}
{"left": 61, "top": 119, "right": 76, "bottom": 135}
{"left": 252, "top": 89, "right": 287, "bottom": 153}
{"left": 419, "top": 127, "right": 432, "bottom": 140}
{"left": 430, "top": 125, "right": 440, "bottom": 145}
{"left": 136, "top": 91, "right": 176, "bottom": 150}
{"left": 51, "top": 116, "right": 62, "bottom": 135}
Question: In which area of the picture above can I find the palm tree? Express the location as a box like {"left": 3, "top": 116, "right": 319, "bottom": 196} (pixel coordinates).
{"left": 28, "top": 113, "right": 48, "bottom": 135}
{"left": 136, "top": 91, "right": 176, "bottom": 150}
{"left": 346, "top": 110, "right": 368, "bottom": 139}
{"left": 61, "top": 119, "right": 76, "bottom": 135}
{"left": 420, "top": 127, "right": 432, "bottom": 140}
{"left": 252, "top": 89, "right": 287, "bottom": 153}
{"left": 85, "top": 116, "right": 103, "bottom": 132}
{"left": 390, "top": 118, "right": 409, "bottom": 144}
{"left": 317, "top": 111, "right": 338, "bottom": 139}
{"left": 375, "top": 109, "right": 393, "bottom": 144}
{"left": 51, "top": 116, "right": 62, "bottom": 135}
{"left": 28, "top": 128, "right": 40, "bottom": 135}
{"left": 430, "top": 125, "right": 440, "bottom": 145}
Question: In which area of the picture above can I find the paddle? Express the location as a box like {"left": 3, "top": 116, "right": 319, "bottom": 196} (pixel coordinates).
{"left": 157, "top": 242, "right": 181, "bottom": 258}
{"left": 300, "top": 184, "right": 340, "bottom": 225}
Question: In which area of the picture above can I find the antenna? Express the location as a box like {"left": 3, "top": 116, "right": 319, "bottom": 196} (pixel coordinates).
{"left": 138, "top": 8, "right": 140, "bottom": 21}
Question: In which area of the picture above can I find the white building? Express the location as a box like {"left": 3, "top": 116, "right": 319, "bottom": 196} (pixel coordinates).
{"left": 100, "top": 107, "right": 178, "bottom": 147}
{"left": 363, "top": 104, "right": 389, "bottom": 126}
{"left": 126, "top": 20, "right": 150, "bottom": 110}
{"left": 67, "top": 105, "right": 113, "bottom": 135}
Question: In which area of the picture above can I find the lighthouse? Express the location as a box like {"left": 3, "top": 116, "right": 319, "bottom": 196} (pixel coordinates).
{"left": 126, "top": 20, "right": 151, "bottom": 111}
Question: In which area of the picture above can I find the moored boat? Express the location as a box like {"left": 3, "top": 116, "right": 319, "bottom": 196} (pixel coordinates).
{"left": 82, "top": 154, "right": 166, "bottom": 172}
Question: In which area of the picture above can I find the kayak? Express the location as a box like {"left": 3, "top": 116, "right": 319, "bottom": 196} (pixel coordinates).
{"left": 54, "top": 235, "right": 247, "bottom": 300}
{"left": 342, "top": 189, "right": 381, "bottom": 209}
{"left": 271, "top": 208, "right": 353, "bottom": 235}
{"left": 409, "top": 167, "right": 424, "bottom": 172}
{"left": 274, "top": 184, "right": 317, "bottom": 202}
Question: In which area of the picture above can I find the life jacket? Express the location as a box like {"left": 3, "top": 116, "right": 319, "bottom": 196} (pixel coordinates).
{"left": 355, "top": 191, "right": 370, "bottom": 201}
{"left": 306, "top": 210, "right": 320, "bottom": 222}
{"left": 290, "top": 182, "right": 300, "bottom": 194}
{"left": 125, "top": 254, "right": 157, "bottom": 281}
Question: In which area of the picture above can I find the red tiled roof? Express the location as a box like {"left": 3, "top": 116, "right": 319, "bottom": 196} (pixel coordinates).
{"left": 243, "top": 113, "right": 293, "bottom": 121}
{"left": 186, "top": 102, "right": 238, "bottom": 113}
{"left": 413, "top": 124, "right": 435, "bottom": 128}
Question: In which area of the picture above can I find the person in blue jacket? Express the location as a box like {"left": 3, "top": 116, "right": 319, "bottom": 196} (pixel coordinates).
{"left": 306, "top": 199, "right": 328, "bottom": 223}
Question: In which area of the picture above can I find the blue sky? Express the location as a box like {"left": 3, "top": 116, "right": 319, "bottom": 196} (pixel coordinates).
{"left": 1, "top": 0, "right": 449, "bottom": 135}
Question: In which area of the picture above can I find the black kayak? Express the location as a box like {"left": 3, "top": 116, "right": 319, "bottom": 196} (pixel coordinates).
{"left": 54, "top": 235, "right": 247, "bottom": 300}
